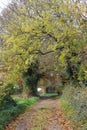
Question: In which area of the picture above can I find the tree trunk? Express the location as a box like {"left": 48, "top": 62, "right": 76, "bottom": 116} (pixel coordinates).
{"left": 31, "top": 85, "right": 38, "bottom": 96}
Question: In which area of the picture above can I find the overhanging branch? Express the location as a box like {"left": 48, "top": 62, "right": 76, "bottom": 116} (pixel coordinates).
{"left": 30, "top": 46, "right": 64, "bottom": 55}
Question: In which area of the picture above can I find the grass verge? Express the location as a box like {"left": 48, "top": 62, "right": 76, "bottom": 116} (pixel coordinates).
{"left": 40, "top": 93, "right": 58, "bottom": 98}
{"left": 59, "top": 98, "right": 76, "bottom": 129}
{"left": 59, "top": 98, "right": 87, "bottom": 130}
{"left": 0, "top": 97, "right": 39, "bottom": 130}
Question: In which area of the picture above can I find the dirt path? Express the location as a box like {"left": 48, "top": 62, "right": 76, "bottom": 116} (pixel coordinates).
{"left": 5, "top": 99, "right": 73, "bottom": 130}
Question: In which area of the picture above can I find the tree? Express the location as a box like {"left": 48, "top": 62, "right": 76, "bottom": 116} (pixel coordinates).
{"left": 0, "top": 0, "right": 87, "bottom": 89}
{"left": 23, "top": 60, "right": 41, "bottom": 96}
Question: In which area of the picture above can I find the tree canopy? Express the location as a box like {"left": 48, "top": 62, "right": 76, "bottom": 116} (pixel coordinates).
{"left": 0, "top": 0, "right": 87, "bottom": 84}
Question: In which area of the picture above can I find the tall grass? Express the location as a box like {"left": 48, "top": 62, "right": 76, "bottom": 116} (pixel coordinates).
{"left": 60, "top": 85, "right": 87, "bottom": 130}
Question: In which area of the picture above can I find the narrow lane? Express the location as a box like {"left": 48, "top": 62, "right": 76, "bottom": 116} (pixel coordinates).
{"left": 5, "top": 99, "right": 73, "bottom": 130}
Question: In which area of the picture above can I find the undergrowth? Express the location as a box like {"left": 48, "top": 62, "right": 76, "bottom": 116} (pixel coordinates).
{"left": 0, "top": 97, "right": 39, "bottom": 130}
{"left": 60, "top": 85, "right": 87, "bottom": 130}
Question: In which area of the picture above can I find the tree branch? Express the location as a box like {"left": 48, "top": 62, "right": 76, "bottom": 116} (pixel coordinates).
{"left": 30, "top": 46, "right": 64, "bottom": 55}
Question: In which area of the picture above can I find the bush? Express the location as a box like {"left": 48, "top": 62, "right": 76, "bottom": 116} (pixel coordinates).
{"left": 0, "top": 82, "right": 17, "bottom": 110}
{"left": 56, "top": 85, "right": 64, "bottom": 95}
{"left": 0, "top": 97, "right": 39, "bottom": 130}
{"left": 0, "top": 95, "right": 16, "bottom": 110}
{"left": 4, "top": 82, "right": 15, "bottom": 95}
{"left": 61, "top": 85, "right": 87, "bottom": 130}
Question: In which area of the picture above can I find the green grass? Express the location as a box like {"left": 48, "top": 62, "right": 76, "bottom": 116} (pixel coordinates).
{"left": 0, "top": 97, "right": 39, "bottom": 130}
{"left": 40, "top": 93, "right": 58, "bottom": 98}
{"left": 59, "top": 98, "right": 87, "bottom": 130}
{"left": 60, "top": 98, "right": 75, "bottom": 118}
